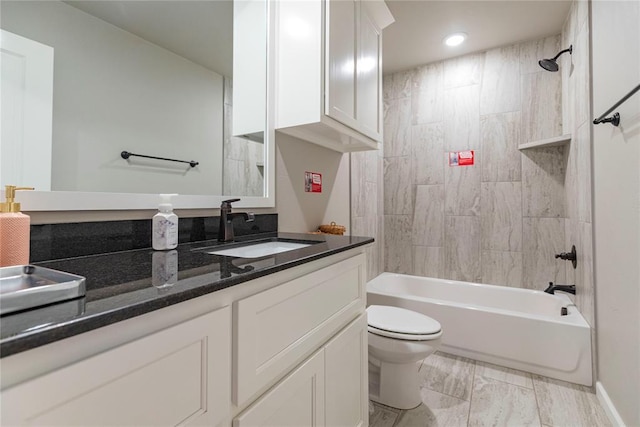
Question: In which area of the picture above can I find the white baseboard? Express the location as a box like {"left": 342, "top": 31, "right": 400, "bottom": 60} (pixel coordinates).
{"left": 596, "top": 381, "right": 626, "bottom": 427}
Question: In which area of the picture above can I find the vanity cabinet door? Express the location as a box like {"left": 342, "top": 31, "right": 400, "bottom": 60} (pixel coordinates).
{"left": 233, "top": 350, "right": 325, "bottom": 427}
{"left": 234, "top": 253, "right": 365, "bottom": 406}
{"left": 1, "top": 307, "right": 231, "bottom": 427}
{"left": 325, "top": 314, "right": 368, "bottom": 427}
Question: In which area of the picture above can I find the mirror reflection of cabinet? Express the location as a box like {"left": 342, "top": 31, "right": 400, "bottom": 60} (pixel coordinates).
{"left": 275, "top": 0, "right": 394, "bottom": 153}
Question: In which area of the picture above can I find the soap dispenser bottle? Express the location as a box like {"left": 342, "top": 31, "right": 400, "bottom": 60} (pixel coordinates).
{"left": 152, "top": 194, "right": 178, "bottom": 250}
{"left": 0, "top": 185, "right": 35, "bottom": 267}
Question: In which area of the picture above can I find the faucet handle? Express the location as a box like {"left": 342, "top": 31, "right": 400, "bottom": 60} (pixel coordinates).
{"left": 221, "top": 198, "right": 241, "bottom": 208}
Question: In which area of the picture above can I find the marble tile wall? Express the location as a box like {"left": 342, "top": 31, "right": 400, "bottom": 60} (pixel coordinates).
{"left": 351, "top": 148, "right": 385, "bottom": 280}
{"left": 356, "top": 6, "right": 594, "bottom": 353}
{"left": 382, "top": 33, "right": 570, "bottom": 292}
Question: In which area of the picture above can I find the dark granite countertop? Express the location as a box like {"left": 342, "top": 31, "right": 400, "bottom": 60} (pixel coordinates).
{"left": 0, "top": 232, "right": 373, "bottom": 358}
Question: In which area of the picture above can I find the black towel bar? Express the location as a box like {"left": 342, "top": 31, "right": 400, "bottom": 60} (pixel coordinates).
{"left": 593, "top": 83, "right": 640, "bottom": 127}
{"left": 121, "top": 151, "right": 198, "bottom": 168}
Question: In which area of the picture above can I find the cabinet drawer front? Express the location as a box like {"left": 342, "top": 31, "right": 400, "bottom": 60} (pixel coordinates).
{"left": 235, "top": 253, "right": 366, "bottom": 405}
{"left": 1, "top": 308, "right": 231, "bottom": 427}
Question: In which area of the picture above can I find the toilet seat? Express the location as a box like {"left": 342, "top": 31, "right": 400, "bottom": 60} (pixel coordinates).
{"left": 367, "top": 305, "right": 442, "bottom": 341}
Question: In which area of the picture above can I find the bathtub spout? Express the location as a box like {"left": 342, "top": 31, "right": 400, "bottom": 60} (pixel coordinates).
{"left": 544, "top": 282, "right": 576, "bottom": 295}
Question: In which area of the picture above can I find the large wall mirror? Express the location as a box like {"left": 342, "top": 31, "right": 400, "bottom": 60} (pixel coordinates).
{"left": 0, "top": 0, "right": 274, "bottom": 210}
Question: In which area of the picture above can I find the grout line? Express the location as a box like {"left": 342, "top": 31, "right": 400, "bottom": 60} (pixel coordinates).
{"left": 466, "top": 359, "right": 476, "bottom": 426}
{"left": 532, "top": 374, "right": 545, "bottom": 427}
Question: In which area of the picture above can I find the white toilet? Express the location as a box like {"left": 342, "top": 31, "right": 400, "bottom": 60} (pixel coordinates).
{"left": 367, "top": 305, "right": 443, "bottom": 410}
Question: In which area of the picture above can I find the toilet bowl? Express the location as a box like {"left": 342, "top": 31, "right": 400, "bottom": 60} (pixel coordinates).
{"left": 367, "top": 305, "right": 442, "bottom": 410}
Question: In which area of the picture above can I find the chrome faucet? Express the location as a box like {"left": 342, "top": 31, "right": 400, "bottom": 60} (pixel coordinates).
{"left": 544, "top": 282, "right": 576, "bottom": 295}
{"left": 218, "top": 199, "right": 255, "bottom": 242}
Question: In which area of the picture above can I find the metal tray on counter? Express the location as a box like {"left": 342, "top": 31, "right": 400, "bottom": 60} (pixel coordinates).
{"left": 0, "top": 265, "right": 86, "bottom": 316}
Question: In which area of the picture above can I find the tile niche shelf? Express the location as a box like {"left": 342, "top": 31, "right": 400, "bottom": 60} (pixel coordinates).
{"left": 518, "top": 134, "right": 572, "bottom": 150}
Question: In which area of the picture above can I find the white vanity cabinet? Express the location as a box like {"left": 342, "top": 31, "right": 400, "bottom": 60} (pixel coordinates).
{"left": 275, "top": 0, "right": 394, "bottom": 152}
{"left": 0, "top": 307, "right": 232, "bottom": 427}
{"left": 0, "top": 248, "right": 369, "bottom": 427}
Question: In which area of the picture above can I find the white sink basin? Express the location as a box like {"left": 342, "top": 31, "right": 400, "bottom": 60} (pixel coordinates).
{"left": 206, "top": 241, "right": 312, "bottom": 259}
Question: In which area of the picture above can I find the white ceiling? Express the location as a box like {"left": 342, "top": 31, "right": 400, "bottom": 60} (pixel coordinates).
{"left": 64, "top": 0, "right": 573, "bottom": 78}
{"left": 382, "top": 0, "right": 572, "bottom": 75}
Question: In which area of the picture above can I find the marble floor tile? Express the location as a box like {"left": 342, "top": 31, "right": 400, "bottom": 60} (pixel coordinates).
{"left": 468, "top": 375, "right": 540, "bottom": 427}
{"left": 420, "top": 352, "right": 476, "bottom": 401}
{"left": 475, "top": 361, "right": 533, "bottom": 389}
{"left": 532, "top": 375, "right": 612, "bottom": 427}
{"left": 394, "top": 388, "right": 470, "bottom": 427}
{"left": 369, "top": 402, "right": 400, "bottom": 427}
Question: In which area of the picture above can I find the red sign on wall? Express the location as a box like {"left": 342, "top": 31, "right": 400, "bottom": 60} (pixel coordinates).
{"left": 449, "top": 150, "right": 475, "bottom": 166}
{"left": 305, "top": 171, "right": 322, "bottom": 193}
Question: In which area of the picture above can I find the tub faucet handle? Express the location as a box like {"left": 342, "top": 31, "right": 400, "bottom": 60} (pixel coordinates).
{"left": 555, "top": 245, "right": 577, "bottom": 269}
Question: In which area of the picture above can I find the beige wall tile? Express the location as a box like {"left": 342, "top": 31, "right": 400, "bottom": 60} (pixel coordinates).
{"left": 523, "top": 217, "right": 566, "bottom": 289}
{"left": 411, "top": 62, "right": 444, "bottom": 125}
{"left": 480, "top": 45, "right": 521, "bottom": 115}
{"left": 521, "top": 72, "right": 563, "bottom": 142}
{"left": 383, "top": 98, "right": 412, "bottom": 157}
{"left": 480, "top": 112, "right": 522, "bottom": 182}
{"left": 444, "top": 53, "right": 484, "bottom": 89}
{"left": 481, "top": 182, "right": 523, "bottom": 252}
{"left": 445, "top": 216, "right": 481, "bottom": 282}
{"left": 520, "top": 34, "right": 561, "bottom": 75}
{"left": 444, "top": 84, "right": 481, "bottom": 151}
{"left": 522, "top": 146, "right": 566, "bottom": 218}
{"left": 384, "top": 215, "right": 412, "bottom": 274}
{"left": 412, "top": 123, "right": 444, "bottom": 185}
{"left": 384, "top": 157, "right": 413, "bottom": 215}
{"left": 445, "top": 156, "right": 481, "bottom": 216}
{"left": 413, "top": 185, "right": 444, "bottom": 246}
{"left": 481, "top": 251, "right": 523, "bottom": 287}
{"left": 383, "top": 70, "right": 411, "bottom": 101}
{"left": 414, "top": 246, "right": 444, "bottom": 278}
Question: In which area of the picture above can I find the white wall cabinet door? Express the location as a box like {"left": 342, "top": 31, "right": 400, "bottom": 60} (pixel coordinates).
{"left": 1, "top": 308, "right": 231, "bottom": 427}
{"left": 325, "top": 314, "right": 369, "bottom": 427}
{"left": 325, "top": 0, "right": 358, "bottom": 130}
{"left": 275, "top": 0, "right": 392, "bottom": 152}
{"left": 356, "top": 2, "right": 383, "bottom": 141}
{"left": 233, "top": 350, "right": 325, "bottom": 427}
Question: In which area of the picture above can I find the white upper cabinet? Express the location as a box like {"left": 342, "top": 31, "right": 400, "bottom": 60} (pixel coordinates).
{"left": 275, "top": 0, "right": 394, "bottom": 152}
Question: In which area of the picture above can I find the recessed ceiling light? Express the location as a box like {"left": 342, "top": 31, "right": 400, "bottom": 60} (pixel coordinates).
{"left": 444, "top": 32, "right": 467, "bottom": 47}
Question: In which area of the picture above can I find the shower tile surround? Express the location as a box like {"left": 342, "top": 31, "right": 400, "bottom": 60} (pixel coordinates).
{"left": 369, "top": 351, "right": 611, "bottom": 427}
{"left": 380, "top": 1, "right": 594, "bottom": 341}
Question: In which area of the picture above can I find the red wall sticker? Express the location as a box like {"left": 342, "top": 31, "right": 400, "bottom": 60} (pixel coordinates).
{"left": 304, "top": 171, "right": 322, "bottom": 193}
{"left": 449, "top": 150, "right": 475, "bottom": 166}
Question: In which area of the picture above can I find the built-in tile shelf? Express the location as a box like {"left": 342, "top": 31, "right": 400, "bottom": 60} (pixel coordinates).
{"left": 518, "top": 134, "right": 572, "bottom": 150}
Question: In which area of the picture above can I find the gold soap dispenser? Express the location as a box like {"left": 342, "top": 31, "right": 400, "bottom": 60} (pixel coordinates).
{"left": 0, "top": 185, "right": 35, "bottom": 267}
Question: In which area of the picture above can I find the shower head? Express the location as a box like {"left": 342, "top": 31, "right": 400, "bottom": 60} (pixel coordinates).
{"left": 538, "top": 45, "right": 573, "bottom": 72}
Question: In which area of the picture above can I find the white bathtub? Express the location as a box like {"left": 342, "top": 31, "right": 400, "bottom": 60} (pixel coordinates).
{"left": 367, "top": 273, "right": 592, "bottom": 386}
